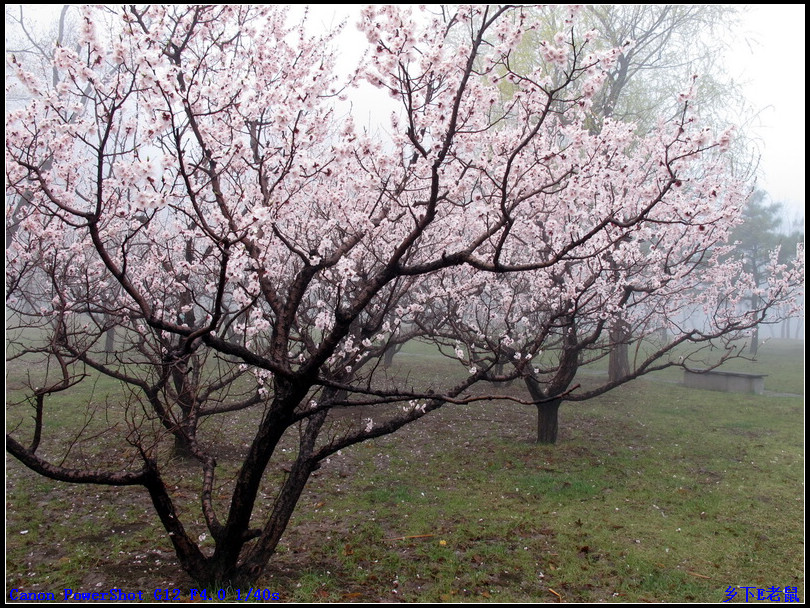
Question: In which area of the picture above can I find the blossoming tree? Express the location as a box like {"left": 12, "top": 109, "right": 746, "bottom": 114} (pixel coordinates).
{"left": 5, "top": 5, "right": 802, "bottom": 586}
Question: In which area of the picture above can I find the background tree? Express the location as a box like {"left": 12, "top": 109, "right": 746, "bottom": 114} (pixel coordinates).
{"left": 513, "top": 5, "right": 754, "bottom": 382}
{"left": 5, "top": 5, "right": 803, "bottom": 588}
{"left": 580, "top": 6, "right": 746, "bottom": 132}
{"left": 411, "top": 5, "right": 803, "bottom": 443}
{"left": 415, "top": 152, "right": 803, "bottom": 444}
{"left": 588, "top": 4, "right": 756, "bottom": 382}
{"left": 779, "top": 208, "right": 805, "bottom": 340}
{"left": 729, "top": 190, "right": 805, "bottom": 353}
{"left": 5, "top": 6, "right": 82, "bottom": 244}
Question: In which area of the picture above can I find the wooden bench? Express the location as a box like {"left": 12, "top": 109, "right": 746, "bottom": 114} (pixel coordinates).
{"left": 683, "top": 369, "right": 767, "bottom": 395}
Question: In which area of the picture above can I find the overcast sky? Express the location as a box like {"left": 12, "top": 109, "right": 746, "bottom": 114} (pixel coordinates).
{"left": 728, "top": 4, "right": 805, "bottom": 223}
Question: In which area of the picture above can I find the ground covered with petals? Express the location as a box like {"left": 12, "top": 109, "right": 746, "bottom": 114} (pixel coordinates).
{"left": 6, "top": 340, "right": 803, "bottom": 602}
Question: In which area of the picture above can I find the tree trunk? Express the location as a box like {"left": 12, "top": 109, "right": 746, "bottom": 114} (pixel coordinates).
{"left": 197, "top": 459, "right": 317, "bottom": 588}
{"left": 609, "top": 340, "right": 630, "bottom": 382}
{"left": 170, "top": 357, "right": 198, "bottom": 458}
{"left": 493, "top": 361, "right": 513, "bottom": 387}
{"left": 535, "top": 399, "right": 562, "bottom": 445}
{"left": 231, "top": 454, "right": 317, "bottom": 586}
{"left": 105, "top": 326, "right": 115, "bottom": 355}
{"left": 142, "top": 463, "right": 213, "bottom": 584}
{"left": 209, "top": 408, "right": 328, "bottom": 587}
{"left": 525, "top": 376, "right": 563, "bottom": 444}
{"left": 524, "top": 316, "right": 578, "bottom": 445}
{"left": 748, "top": 284, "right": 761, "bottom": 354}
{"left": 383, "top": 343, "right": 401, "bottom": 369}
{"left": 173, "top": 432, "right": 195, "bottom": 458}
{"left": 608, "top": 319, "right": 631, "bottom": 382}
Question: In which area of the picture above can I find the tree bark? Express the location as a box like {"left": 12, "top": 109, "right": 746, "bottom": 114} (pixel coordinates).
{"left": 608, "top": 320, "right": 631, "bottom": 382}
{"left": 535, "top": 399, "right": 562, "bottom": 445}
{"left": 173, "top": 429, "right": 196, "bottom": 458}
{"left": 750, "top": 326, "right": 759, "bottom": 355}
{"left": 105, "top": 326, "right": 115, "bottom": 355}
{"left": 748, "top": 278, "right": 761, "bottom": 355}
{"left": 383, "top": 343, "right": 401, "bottom": 369}
{"left": 232, "top": 424, "right": 323, "bottom": 585}
{"left": 525, "top": 376, "right": 563, "bottom": 445}
{"left": 142, "top": 463, "right": 212, "bottom": 583}
{"left": 170, "top": 359, "right": 198, "bottom": 458}
{"left": 524, "top": 315, "right": 579, "bottom": 445}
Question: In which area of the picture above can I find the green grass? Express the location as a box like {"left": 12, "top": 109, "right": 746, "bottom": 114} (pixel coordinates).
{"left": 6, "top": 339, "right": 805, "bottom": 602}
{"left": 642, "top": 338, "right": 804, "bottom": 395}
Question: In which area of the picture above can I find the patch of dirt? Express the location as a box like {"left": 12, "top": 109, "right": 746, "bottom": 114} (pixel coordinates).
{"left": 8, "top": 375, "right": 800, "bottom": 602}
{"left": 100, "top": 550, "right": 192, "bottom": 591}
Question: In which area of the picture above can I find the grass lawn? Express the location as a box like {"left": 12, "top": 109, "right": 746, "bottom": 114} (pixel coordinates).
{"left": 6, "top": 339, "right": 804, "bottom": 602}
